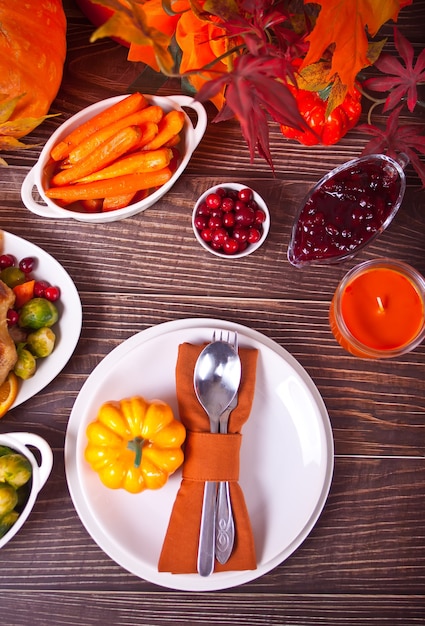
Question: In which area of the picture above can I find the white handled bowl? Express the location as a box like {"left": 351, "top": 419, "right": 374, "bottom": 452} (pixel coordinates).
{"left": 0, "top": 432, "right": 53, "bottom": 548}
{"left": 21, "top": 94, "right": 207, "bottom": 223}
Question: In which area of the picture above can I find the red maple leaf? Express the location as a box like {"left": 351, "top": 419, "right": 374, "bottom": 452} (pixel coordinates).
{"left": 359, "top": 106, "right": 425, "bottom": 187}
{"left": 194, "top": 53, "right": 308, "bottom": 168}
{"left": 363, "top": 27, "right": 425, "bottom": 112}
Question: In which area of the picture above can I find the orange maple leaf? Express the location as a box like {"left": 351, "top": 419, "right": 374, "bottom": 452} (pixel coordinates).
{"left": 301, "top": 0, "right": 412, "bottom": 91}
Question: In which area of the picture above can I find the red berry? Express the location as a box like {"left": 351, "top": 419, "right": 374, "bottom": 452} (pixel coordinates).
{"left": 7, "top": 309, "right": 19, "bottom": 326}
{"left": 221, "top": 197, "right": 235, "bottom": 212}
{"left": 208, "top": 216, "right": 222, "bottom": 230}
{"left": 238, "top": 188, "right": 253, "bottom": 202}
{"left": 206, "top": 193, "right": 222, "bottom": 209}
{"left": 223, "top": 238, "right": 240, "bottom": 255}
{"left": 194, "top": 215, "right": 208, "bottom": 230}
{"left": 222, "top": 212, "right": 235, "bottom": 228}
{"left": 233, "top": 226, "right": 249, "bottom": 243}
{"left": 234, "top": 205, "right": 255, "bottom": 227}
{"left": 200, "top": 228, "right": 213, "bottom": 242}
{"left": 19, "top": 256, "right": 36, "bottom": 274}
{"left": 44, "top": 286, "right": 61, "bottom": 302}
{"left": 34, "top": 280, "right": 50, "bottom": 297}
{"left": 0, "top": 254, "right": 16, "bottom": 270}
{"left": 248, "top": 227, "right": 262, "bottom": 244}
{"left": 254, "top": 209, "right": 267, "bottom": 225}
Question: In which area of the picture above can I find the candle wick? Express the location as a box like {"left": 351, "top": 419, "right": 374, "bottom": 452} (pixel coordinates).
{"left": 377, "top": 296, "right": 385, "bottom": 313}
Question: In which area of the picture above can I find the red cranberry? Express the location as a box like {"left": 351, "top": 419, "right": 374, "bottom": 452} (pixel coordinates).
{"left": 34, "top": 280, "right": 50, "bottom": 297}
{"left": 44, "top": 286, "right": 61, "bottom": 302}
{"left": 7, "top": 309, "right": 19, "bottom": 326}
{"left": 206, "top": 193, "right": 222, "bottom": 209}
{"left": 0, "top": 254, "right": 16, "bottom": 270}
{"left": 238, "top": 188, "right": 253, "bottom": 202}
{"left": 19, "top": 256, "right": 36, "bottom": 274}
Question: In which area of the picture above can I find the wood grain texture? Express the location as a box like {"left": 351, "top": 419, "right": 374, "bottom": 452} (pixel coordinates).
{"left": 0, "top": 0, "right": 424, "bottom": 624}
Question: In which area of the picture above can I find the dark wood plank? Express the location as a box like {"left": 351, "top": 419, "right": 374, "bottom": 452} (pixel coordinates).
{"left": 0, "top": 0, "right": 424, "bottom": 624}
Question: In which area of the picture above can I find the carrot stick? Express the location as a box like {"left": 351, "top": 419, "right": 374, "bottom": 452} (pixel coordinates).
{"left": 76, "top": 148, "right": 173, "bottom": 183}
{"left": 50, "top": 92, "right": 148, "bottom": 161}
{"left": 80, "top": 198, "right": 103, "bottom": 213}
{"left": 67, "top": 106, "right": 164, "bottom": 164}
{"left": 163, "top": 134, "right": 181, "bottom": 148}
{"left": 51, "top": 126, "right": 143, "bottom": 186}
{"left": 45, "top": 168, "right": 173, "bottom": 201}
{"left": 102, "top": 192, "right": 137, "bottom": 212}
{"left": 136, "top": 121, "right": 159, "bottom": 149}
{"left": 142, "top": 111, "right": 185, "bottom": 151}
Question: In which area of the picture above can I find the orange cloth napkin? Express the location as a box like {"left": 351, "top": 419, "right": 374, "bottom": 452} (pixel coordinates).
{"left": 158, "top": 342, "right": 258, "bottom": 574}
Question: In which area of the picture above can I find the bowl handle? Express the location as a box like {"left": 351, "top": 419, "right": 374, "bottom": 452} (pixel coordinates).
{"left": 8, "top": 432, "right": 53, "bottom": 491}
{"left": 167, "top": 95, "right": 207, "bottom": 151}
{"left": 21, "top": 167, "right": 68, "bottom": 219}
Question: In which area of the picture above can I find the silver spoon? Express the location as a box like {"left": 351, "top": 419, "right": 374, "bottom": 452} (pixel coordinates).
{"left": 193, "top": 339, "right": 241, "bottom": 577}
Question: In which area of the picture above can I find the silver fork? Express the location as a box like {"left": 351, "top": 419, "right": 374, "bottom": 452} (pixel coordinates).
{"left": 214, "top": 331, "right": 238, "bottom": 564}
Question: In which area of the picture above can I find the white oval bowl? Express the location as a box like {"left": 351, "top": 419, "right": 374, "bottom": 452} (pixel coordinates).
{"left": 0, "top": 432, "right": 53, "bottom": 549}
{"left": 21, "top": 94, "right": 207, "bottom": 223}
{"left": 192, "top": 183, "right": 270, "bottom": 259}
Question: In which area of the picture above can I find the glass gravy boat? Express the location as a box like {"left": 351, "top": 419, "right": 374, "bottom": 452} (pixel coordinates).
{"left": 287, "top": 153, "right": 408, "bottom": 268}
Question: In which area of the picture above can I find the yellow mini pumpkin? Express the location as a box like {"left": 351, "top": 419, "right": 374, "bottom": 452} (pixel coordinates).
{"left": 85, "top": 396, "right": 186, "bottom": 493}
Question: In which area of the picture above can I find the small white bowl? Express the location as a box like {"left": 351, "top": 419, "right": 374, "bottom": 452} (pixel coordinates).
{"left": 0, "top": 432, "right": 53, "bottom": 549}
{"left": 21, "top": 94, "right": 207, "bottom": 223}
{"left": 192, "top": 183, "right": 270, "bottom": 259}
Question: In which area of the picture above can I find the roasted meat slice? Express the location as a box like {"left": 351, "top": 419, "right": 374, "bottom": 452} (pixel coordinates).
{"left": 0, "top": 280, "right": 17, "bottom": 385}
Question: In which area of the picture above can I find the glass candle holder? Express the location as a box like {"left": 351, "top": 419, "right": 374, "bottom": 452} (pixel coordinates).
{"left": 329, "top": 259, "right": 425, "bottom": 358}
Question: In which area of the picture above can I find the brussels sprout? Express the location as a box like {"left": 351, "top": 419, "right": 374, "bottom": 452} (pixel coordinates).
{"left": 0, "top": 482, "right": 18, "bottom": 516}
{"left": 0, "top": 266, "right": 26, "bottom": 288}
{"left": 18, "top": 297, "right": 58, "bottom": 330}
{"left": 27, "top": 327, "right": 56, "bottom": 358}
{"left": 0, "top": 510, "right": 19, "bottom": 538}
{"left": 0, "top": 453, "right": 32, "bottom": 489}
{"left": 0, "top": 446, "right": 14, "bottom": 457}
{"left": 14, "top": 348, "right": 37, "bottom": 380}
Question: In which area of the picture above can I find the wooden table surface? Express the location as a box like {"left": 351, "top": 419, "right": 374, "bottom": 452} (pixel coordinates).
{"left": 1, "top": 2, "right": 425, "bottom": 624}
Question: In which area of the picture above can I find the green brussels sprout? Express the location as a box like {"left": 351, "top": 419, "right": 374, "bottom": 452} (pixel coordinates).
{"left": 27, "top": 327, "right": 56, "bottom": 358}
{"left": 0, "top": 453, "right": 32, "bottom": 489}
{"left": 0, "top": 482, "right": 18, "bottom": 516}
{"left": 0, "top": 446, "right": 14, "bottom": 457}
{"left": 0, "top": 266, "right": 26, "bottom": 288}
{"left": 0, "top": 510, "right": 19, "bottom": 538}
{"left": 14, "top": 348, "right": 37, "bottom": 380}
{"left": 18, "top": 297, "right": 58, "bottom": 330}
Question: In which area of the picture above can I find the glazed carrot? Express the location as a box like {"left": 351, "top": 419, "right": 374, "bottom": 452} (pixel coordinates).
{"left": 102, "top": 192, "right": 137, "bottom": 212}
{"left": 142, "top": 110, "right": 185, "bottom": 151}
{"left": 50, "top": 92, "right": 148, "bottom": 161}
{"left": 80, "top": 198, "right": 103, "bottom": 213}
{"left": 136, "top": 121, "right": 159, "bottom": 149}
{"left": 45, "top": 167, "right": 173, "bottom": 201}
{"left": 76, "top": 148, "right": 173, "bottom": 183}
{"left": 51, "top": 126, "right": 143, "bottom": 186}
{"left": 67, "top": 106, "right": 164, "bottom": 164}
{"left": 163, "top": 134, "right": 181, "bottom": 148}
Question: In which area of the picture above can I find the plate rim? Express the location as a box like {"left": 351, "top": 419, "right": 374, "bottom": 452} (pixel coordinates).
{"left": 65, "top": 317, "right": 334, "bottom": 591}
{"left": 3, "top": 230, "right": 82, "bottom": 408}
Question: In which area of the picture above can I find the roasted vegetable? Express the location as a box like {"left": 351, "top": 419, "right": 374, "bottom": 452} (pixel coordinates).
{"left": 85, "top": 396, "right": 186, "bottom": 493}
{"left": 18, "top": 298, "right": 58, "bottom": 330}
{"left": 0, "top": 482, "right": 18, "bottom": 516}
{"left": 27, "top": 327, "right": 56, "bottom": 358}
{"left": 0, "top": 510, "right": 19, "bottom": 538}
{"left": 0, "top": 453, "right": 32, "bottom": 489}
{"left": 14, "top": 348, "right": 37, "bottom": 380}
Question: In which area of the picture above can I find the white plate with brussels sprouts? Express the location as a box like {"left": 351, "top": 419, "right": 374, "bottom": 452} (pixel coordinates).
{"left": 1, "top": 231, "right": 82, "bottom": 409}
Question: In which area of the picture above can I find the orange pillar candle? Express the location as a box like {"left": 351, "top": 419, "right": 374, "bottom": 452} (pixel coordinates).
{"left": 329, "top": 259, "right": 425, "bottom": 358}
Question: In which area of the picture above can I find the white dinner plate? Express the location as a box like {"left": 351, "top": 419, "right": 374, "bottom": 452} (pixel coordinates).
{"left": 65, "top": 318, "right": 334, "bottom": 591}
{"left": 2, "top": 231, "right": 82, "bottom": 408}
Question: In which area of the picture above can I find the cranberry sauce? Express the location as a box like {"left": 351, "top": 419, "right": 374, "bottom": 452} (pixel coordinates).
{"left": 288, "top": 158, "right": 403, "bottom": 267}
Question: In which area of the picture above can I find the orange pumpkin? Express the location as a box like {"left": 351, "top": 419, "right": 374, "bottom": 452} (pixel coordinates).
{"left": 0, "top": 0, "right": 67, "bottom": 152}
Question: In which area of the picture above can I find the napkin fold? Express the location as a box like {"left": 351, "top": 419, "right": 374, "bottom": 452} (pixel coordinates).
{"left": 158, "top": 342, "right": 258, "bottom": 574}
